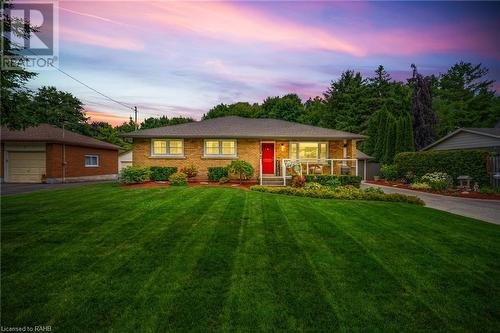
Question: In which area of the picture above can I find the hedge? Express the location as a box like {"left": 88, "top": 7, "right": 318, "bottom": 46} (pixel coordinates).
{"left": 119, "top": 167, "right": 151, "bottom": 184}
{"left": 207, "top": 167, "right": 229, "bottom": 182}
{"left": 394, "top": 150, "right": 489, "bottom": 185}
{"left": 250, "top": 185, "right": 424, "bottom": 205}
{"left": 304, "top": 175, "right": 362, "bottom": 188}
{"left": 150, "top": 166, "right": 178, "bottom": 181}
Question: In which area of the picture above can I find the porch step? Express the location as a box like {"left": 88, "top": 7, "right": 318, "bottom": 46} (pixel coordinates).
{"left": 261, "top": 177, "right": 285, "bottom": 186}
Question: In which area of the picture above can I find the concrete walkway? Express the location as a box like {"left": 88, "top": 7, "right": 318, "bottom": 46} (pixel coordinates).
{"left": 361, "top": 182, "right": 500, "bottom": 225}
{"left": 1, "top": 181, "right": 115, "bottom": 196}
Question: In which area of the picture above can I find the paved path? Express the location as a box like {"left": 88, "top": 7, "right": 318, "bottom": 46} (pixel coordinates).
{"left": 1, "top": 181, "right": 115, "bottom": 196}
{"left": 362, "top": 182, "right": 500, "bottom": 225}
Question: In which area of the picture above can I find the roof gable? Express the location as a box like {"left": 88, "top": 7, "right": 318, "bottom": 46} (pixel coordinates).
{"left": 121, "top": 116, "right": 366, "bottom": 140}
{"left": 422, "top": 127, "right": 500, "bottom": 151}
{"left": 1, "top": 124, "right": 120, "bottom": 150}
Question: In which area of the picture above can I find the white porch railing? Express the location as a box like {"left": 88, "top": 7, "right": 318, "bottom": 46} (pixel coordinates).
{"left": 281, "top": 158, "right": 358, "bottom": 185}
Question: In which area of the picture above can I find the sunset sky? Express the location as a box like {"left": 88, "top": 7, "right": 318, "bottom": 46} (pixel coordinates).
{"left": 29, "top": 1, "right": 500, "bottom": 125}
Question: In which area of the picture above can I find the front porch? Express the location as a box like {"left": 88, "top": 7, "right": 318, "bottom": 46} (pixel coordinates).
{"left": 259, "top": 158, "right": 359, "bottom": 186}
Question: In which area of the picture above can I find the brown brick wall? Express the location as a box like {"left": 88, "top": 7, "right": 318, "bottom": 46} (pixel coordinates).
{"left": 46, "top": 144, "right": 118, "bottom": 178}
{"left": 133, "top": 138, "right": 260, "bottom": 180}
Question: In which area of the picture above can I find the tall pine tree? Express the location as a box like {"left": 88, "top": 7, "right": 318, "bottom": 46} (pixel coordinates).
{"left": 410, "top": 64, "right": 437, "bottom": 150}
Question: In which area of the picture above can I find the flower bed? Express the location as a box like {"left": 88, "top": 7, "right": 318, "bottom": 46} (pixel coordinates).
{"left": 122, "top": 181, "right": 257, "bottom": 189}
{"left": 250, "top": 185, "right": 424, "bottom": 205}
{"left": 367, "top": 180, "right": 500, "bottom": 200}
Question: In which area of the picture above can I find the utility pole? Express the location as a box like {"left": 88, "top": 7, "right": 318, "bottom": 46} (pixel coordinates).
{"left": 134, "top": 106, "right": 138, "bottom": 130}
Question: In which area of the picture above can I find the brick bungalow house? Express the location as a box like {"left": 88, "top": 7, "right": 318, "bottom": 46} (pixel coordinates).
{"left": 123, "top": 116, "right": 366, "bottom": 185}
{"left": 1, "top": 124, "right": 119, "bottom": 183}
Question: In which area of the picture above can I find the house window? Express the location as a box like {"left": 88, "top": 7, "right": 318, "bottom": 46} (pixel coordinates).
{"left": 85, "top": 155, "right": 99, "bottom": 167}
{"left": 204, "top": 139, "right": 237, "bottom": 157}
{"left": 290, "top": 142, "right": 327, "bottom": 160}
{"left": 151, "top": 139, "right": 184, "bottom": 156}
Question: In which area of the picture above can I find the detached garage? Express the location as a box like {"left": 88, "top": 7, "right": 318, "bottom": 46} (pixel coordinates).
{"left": 1, "top": 124, "right": 119, "bottom": 183}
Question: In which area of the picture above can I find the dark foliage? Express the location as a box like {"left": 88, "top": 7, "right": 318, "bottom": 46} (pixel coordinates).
{"left": 304, "top": 175, "right": 362, "bottom": 188}
{"left": 150, "top": 167, "right": 178, "bottom": 181}
{"left": 411, "top": 64, "right": 438, "bottom": 150}
{"left": 394, "top": 150, "right": 489, "bottom": 185}
{"left": 207, "top": 167, "right": 229, "bottom": 182}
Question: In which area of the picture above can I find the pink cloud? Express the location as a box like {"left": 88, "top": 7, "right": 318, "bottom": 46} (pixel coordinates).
{"left": 60, "top": 26, "right": 143, "bottom": 51}
{"left": 85, "top": 109, "right": 130, "bottom": 126}
{"left": 59, "top": 2, "right": 498, "bottom": 59}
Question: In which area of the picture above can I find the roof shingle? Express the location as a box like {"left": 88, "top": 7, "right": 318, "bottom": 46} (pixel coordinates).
{"left": 1, "top": 124, "right": 120, "bottom": 150}
{"left": 121, "top": 116, "right": 366, "bottom": 140}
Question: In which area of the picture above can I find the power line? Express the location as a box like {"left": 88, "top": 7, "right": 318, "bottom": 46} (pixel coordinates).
{"left": 10, "top": 40, "right": 137, "bottom": 113}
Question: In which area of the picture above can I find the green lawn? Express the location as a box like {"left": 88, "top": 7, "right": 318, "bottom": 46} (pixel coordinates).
{"left": 2, "top": 183, "right": 499, "bottom": 332}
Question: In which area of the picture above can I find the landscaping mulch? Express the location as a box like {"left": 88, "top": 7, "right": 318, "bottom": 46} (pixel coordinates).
{"left": 367, "top": 180, "right": 500, "bottom": 200}
{"left": 122, "top": 181, "right": 257, "bottom": 189}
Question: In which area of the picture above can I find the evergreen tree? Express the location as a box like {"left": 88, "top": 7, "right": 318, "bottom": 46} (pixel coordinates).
{"left": 373, "top": 108, "right": 390, "bottom": 161}
{"left": 383, "top": 115, "right": 396, "bottom": 163}
{"left": 410, "top": 64, "right": 437, "bottom": 150}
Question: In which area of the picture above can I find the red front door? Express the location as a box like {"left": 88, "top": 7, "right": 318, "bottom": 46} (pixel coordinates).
{"left": 262, "top": 143, "right": 275, "bottom": 174}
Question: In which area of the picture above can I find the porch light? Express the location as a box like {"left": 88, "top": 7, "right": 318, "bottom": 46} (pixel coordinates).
{"left": 280, "top": 143, "right": 285, "bottom": 152}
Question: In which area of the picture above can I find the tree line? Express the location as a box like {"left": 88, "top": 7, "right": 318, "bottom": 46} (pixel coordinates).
{"left": 203, "top": 63, "right": 499, "bottom": 163}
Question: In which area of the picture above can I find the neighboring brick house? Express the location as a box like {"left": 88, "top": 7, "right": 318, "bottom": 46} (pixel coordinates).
{"left": 122, "top": 116, "right": 366, "bottom": 185}
{"left": 1, "top": 124, "right": 119, "bottom": 183}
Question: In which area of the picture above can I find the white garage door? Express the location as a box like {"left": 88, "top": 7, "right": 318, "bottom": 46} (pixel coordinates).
{"left": 7, "top": 152, "right": 46, "bottom": 183}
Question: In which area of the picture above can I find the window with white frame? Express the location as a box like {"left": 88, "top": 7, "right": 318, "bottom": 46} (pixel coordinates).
{"left": 290, "top": 142, "right": 327, "bottom": 160}
{"left": 151, "top": 139, "right": 184, "bottom": 156}
{"left": 204, "top": 139, "right": 237, "bottom": 157}
{"left": 85, "top": 155, "right": 99, "bottom": 167}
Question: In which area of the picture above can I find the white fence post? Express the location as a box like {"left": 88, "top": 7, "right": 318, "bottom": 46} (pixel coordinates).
{"left": 259, "top": 158, "right": 262, "bottom": 185}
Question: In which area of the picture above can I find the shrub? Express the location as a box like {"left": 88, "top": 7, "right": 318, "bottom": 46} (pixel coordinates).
{"left": 168, "top": 172, "right": 188, "bottom": 186}
{"left": 421, "top": 172, "right": 451, "bottom": 191}
{"left": 228, "top": 160, "right": 255, "bottom": 181}
{"left": 410, "top": 182, "right": 432, "bottom": 190}
{"left": 219, "top": 176, "right": 230, "bottom": 183}
{"left": 404, "top": 171, "right": 416, "bottom": 184}
{"left": 479, "top": 186, "right": 500, "bottom": 194}
{"left": 364, "top": 187, "right": 384, "bottom": 194}
{"left": 381, "top": 164, "right": 399, "bottom": 181}
{"left": 150, "top": 166, "right": 178, "bottom": 181}
{"left": 304, "top": 182, "right": 322, "bottom": 190}
{"left": 291, "top": 175, "right": 305, "bottom": 188}
{"left": 394, "top": 150, "right": 489, "bottom": 185}
{"left": 324, "top": 178, "right": 342, "bottom": 190}
{"left": 304, "top": 175, "right": 362, "bottom": 188}
{"left": 249, "top": 185, "right": 424, "bottom": 205}
{"left": 208, "top": 167, "right": 229, "bottom": 182}
{"left": 119, "top": 166, "right": 151, "bottom": 184}
{"left": 180, "top": 164, "right": 198, "bottom": 178}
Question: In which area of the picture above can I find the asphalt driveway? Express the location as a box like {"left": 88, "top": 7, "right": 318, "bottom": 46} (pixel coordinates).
{"left": 362, "top": 182, "right": 500, "bottom": 225}
{"left": 1, "top": 181, "right": 115, "bottom": 196}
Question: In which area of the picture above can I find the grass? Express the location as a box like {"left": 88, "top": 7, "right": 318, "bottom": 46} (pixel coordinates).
{"left": 1, "top": 183, "right": 499, "bottom": 332}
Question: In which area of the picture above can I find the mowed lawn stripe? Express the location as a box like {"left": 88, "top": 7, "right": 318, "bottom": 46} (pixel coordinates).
{"left": 308, "top": 198, "right": 498, "bottom": 329}
{"left": 161, "top": 189, "right": 246, "bottom": 332}
{"left": 111, "top": 187, "right": 239, "bottom": 332}
{"left": 275, "top": 196, "right": 444, "bottom": 332}
{"left": 51, "top": 186, "right": 221, "bottom": 332}
{"left": 319, "top": 201, "right": 499, "bottom": 331}
{"left": 221, "top": 193, "right": 299, "bottom": 332}
{"left": 261, "top": 194, "right": 340, "bottom": 331}
{"left": 3, "top": 186, "right": 218, "bottom": 330}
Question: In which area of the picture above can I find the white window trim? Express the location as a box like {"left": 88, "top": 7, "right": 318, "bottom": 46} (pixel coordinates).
{"left": 203, "top": 139, "right": 238, "bottom": 158}
{"left": 289, "top": 141, "right": 329, "bottom": 160}
{"left": 150, "top": 139, "right": 185, "bottom": 158}
{"left": 85, "top": 155, "right": 99, "bottom": 167}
